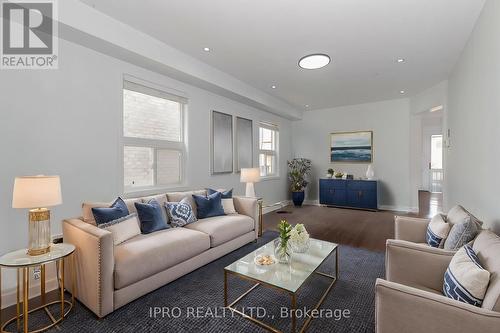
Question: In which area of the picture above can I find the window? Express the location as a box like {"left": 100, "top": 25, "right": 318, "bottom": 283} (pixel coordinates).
{"left": 123, "top": 80, "right": 186, "bottom": 191}
{"left": 258, "top": 123, "right": 279, "bottom": 177}
{"left": 430, "top": 135, "right": 443, "bottom": 169}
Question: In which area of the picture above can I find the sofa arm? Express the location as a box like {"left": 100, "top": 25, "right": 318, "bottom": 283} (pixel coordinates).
{"left": 63, "top": 218, "right": 114, "bottom": 318}
{"left": 386, "top": 239, "right": 455, "bottom": 291}
{"left": 394, "top": 216, "right": 430, "bottom": 243}
{"left": 233, "top": 196, "right": 259, "bottom": 238}
{"left": 376, "top": 279, "right": 500, "bottom": 333}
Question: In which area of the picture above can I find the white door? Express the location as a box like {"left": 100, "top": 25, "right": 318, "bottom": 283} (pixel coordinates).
{"left": 429, "top": 135, "right": 443, "bottom": 193}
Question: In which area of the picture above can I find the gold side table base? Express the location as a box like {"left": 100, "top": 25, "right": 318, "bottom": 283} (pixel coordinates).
{"left": 0, "top": 246, "right": 77, "bottom": 333}
{"left": 224, "top": 247, "right": 338, "bottom": 333}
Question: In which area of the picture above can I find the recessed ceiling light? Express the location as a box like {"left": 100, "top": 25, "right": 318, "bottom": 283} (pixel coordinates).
{"left": 298, "top": 54, "right": 331, "bottom": 70}
{"left": 271, "top": 85, "right": 277, "bottom": 89}
{"left": 397, "top": 58, "right": 405, "bottom": 63}
{"left": 203, "top": 47, "right": 210, "bottom": 52}
{"left": 305, "top": 104, "right": 309, "bottom": 108}
{"left": 400, "top": 90, "right": 406, "bottom": 94}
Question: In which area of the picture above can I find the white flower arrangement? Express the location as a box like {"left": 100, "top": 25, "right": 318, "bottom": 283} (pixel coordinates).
{"left": 290, "top": 223, "right": 310, "bottom": 246}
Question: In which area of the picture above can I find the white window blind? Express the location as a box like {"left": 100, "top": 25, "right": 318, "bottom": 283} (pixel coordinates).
{"left": 123, "top": 80, "right": 186, "bottom": 191}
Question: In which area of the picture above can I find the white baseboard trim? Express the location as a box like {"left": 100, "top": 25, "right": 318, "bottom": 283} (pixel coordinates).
{"left": 262, "top": 200, "right": 292, "bottom": 214}
{"left": 301, "top": 200, "right": 417, "bottom": 213}
{"left": 1, "top": 278, "right": 59, "bottom": 309}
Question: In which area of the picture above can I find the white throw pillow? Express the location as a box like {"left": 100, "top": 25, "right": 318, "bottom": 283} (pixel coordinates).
{"left": 98, "top": 213, "right": 141, "bottom": 245}
{"left": 426, "top": 214, "right": 451, "bottom": 248}
{"left": 222, "top": 198, "right": 237, "bottom": 215}
{"left": 443, "top": 245, "right": 491, "bottom": 307}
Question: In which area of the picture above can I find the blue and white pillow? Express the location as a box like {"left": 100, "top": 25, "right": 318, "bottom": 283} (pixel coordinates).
{"left": 165, "top": 198, "right": 197, "bottom": 227}
{"left": 443, "top": 245, "right": 491, "bottom": 307}
{"left": 426, "top": 214, "right": 451, "bottom": 248}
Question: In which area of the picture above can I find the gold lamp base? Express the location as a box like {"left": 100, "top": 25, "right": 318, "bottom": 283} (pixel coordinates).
{"left": 28, "top": 208, "right": 52, "bottom": 256}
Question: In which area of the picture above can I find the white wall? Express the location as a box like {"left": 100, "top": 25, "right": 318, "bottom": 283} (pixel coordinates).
{"left": 0, "top": 38, "right": 292, "bottom": 300}
{"left": 291, "top": 99, "right": 413, "bottom": 211}
{"left": 446, "top": 0, "right": 500, "bottom": 229}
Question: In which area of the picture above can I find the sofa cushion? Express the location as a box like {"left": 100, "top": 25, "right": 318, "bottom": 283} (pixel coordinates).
{"left": 193, "top": 192, "right": 225, "bottom": 219}
{"left": 114, "top": 228, "right": 210, "bottom": 289}
{"left": 82, "top": 198, "right": 142, "bottom": 225}
{"left": 473, "top": 230, "right": 500, "bottom": 311}
{"left": 184, "top": 214, "right": 254, "bottom": 247}
{"left": 207, "top": 188, "right": 233, "bottom": 199}
{"left": 167, "top": 190, "right": 206, "bottom": 217}
{"left": 443, "top": 245, "right": 490, "bottom": 307}
{"left": 426, "top": 214, "right": 450, "bottom": 248}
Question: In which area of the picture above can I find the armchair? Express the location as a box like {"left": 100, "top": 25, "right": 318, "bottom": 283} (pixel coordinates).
{"left": 376, "top": 237, "right": 500, "bottom": 333}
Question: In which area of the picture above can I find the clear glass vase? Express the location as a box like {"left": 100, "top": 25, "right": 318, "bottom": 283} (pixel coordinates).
{"left": 274, "top": 238, "right": 291, "bottom": 264}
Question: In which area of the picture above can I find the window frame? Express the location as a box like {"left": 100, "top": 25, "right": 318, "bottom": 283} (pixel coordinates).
{"left": 121, "top": 77, "right": 188, "bottom": 194}
{"left": 258, "top": 122, "right": 280, "bottom": 179}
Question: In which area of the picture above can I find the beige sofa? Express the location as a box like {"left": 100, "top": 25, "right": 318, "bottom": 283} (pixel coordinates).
{"left": 62, "top": 190, "right": 259, "bottom": 318}
{"left": 375, "top": 230, "right": 500, "bottom": 333}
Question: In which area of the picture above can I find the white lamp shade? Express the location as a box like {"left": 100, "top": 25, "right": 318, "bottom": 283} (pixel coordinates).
{"left": 12, "top": 175, "right": 62, "bottom": 208}
{"left": 240, "top": 168, "right": 261, "bottom": 183}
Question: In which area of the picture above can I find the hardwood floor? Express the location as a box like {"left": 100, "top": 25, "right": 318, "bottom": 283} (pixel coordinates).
{"left": 262, "top": 190, "right": 443, "bottom": 252}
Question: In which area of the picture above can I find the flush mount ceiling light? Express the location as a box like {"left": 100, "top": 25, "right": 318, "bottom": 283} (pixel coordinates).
{"left": 298, "top": 54, "right": 331, "bottom": 70}
{"left": 430, "top": 105, "right": 444, "bottom": 112}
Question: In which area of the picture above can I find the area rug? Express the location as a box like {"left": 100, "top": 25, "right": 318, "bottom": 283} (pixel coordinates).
{"left": 40, "top": 231, "right": 384, "bottom": 333}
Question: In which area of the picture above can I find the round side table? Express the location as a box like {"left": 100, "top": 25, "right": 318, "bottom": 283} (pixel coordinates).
{"left": 0, "top": 243, "right": 77, "bottom": 333}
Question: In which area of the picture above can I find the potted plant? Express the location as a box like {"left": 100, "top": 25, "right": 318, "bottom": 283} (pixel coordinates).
{"left": 327, "top": 168, "right": 334, "bottom": 178}
{"left": 287, "top": 158, "right": 312, "bottom": 207}
{"left": 274, "top": 219, "right": 292, "bottom": 264}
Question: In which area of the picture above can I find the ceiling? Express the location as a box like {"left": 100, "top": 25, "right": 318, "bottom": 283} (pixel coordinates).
{"left": 80, "top": 0, "right": 485, "bottom": 111}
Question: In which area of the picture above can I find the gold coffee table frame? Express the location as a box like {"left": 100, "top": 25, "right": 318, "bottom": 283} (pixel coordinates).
{"left": 224, "top": 246, "right": 338, "bottom": 333}
{"left": 0, "top": 244, "right": 77, "bottom": 333}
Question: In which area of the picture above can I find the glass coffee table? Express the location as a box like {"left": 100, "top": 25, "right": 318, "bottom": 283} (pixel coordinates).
{"left": 224, "top": 238, "right": 338, "bottom": 333}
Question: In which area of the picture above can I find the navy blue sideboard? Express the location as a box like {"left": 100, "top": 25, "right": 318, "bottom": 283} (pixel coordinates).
{"left": 319, "top": 179, "right": 378, "bottom": 211}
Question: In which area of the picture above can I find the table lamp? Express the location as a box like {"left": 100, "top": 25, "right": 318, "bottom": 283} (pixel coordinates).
{"left": 12, "top": 175, "right": 62, "bottom": 256}
{"left": 240, "top": 168, "right": 261, "bottom": 198}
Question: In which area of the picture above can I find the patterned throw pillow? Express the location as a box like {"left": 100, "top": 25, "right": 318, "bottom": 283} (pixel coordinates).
{"left": 98, "top": 213, "right": 141, "bottom": 245}
{"left": 91, "top": 197, "right": 130, "bottom": 225}
{"left": 443, "top": 245, "right": 491, "bottom": 307}
{"left": 165, "top": 198, "right": 197, "bottom": 227}
{"left": 444, "top": 218, "right": 480, "bottom": 251}
{"left": 426, "top": 214, "right": 451, "bottom": 248}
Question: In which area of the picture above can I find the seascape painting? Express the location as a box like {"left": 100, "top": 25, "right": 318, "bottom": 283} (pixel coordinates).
{"left": 330, "top": 131, "right": 373, "bottom": 163}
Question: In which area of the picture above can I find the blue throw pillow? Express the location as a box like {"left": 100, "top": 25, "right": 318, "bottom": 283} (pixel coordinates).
{"left": 193, "top": 192, "right": 225, "bottom": 219}
{"left": 165, "top": 198, "right": 197, "bottom": 227}
{"left": 135, "top": 199, "right": 169, "bottom": 234}
{"left": 92, "top": 197, "right": 129, "bottom": 226}
{"left": 207, "top": 188, "right": 233, "bottom": 199}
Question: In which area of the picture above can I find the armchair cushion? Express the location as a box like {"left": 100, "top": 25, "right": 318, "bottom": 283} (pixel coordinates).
{"left": 443, "top": 245, "right": 490, "bottom": 307}
{"left": 444, "top": 217, "right": 480, "bottom": 251}
{"left": 426, "top": 214, "right": 450, "bottom": 248}
{"left": 473, "top": 230, "right": 500, "bottom": 311}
